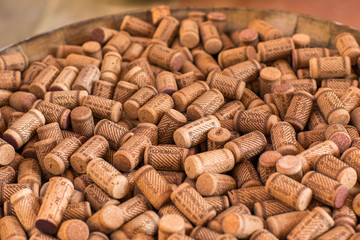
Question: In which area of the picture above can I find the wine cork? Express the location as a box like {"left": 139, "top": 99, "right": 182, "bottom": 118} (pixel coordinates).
{"left": 266, "top": 172, "right": 312, "bottom": 210}
{"left": 3, "top": 109, "right": 45, "bottom": 149}
{"left": 321, "top": 78, "right": 356, "bottom": 91}
{"left": 1, "top": 105, "right": 16, "bottom": 126}
{"left": 0, "top": 215, "right": 28, "bottom": 240}
{"left": 292, "top": 33, "right": 311, "bottom": 48}
{"left": 333, "top": 202, "right": 357, "bottom": 227}
{"left": 302, "top": 171, "right": 348, "bottom": 208}
{"left": 157, "top": 171, "right": 185, "bottom": 186}
{"left": 228, "top": 186, "right": 273, "bottom": 211}
{"left": 62, "top": 201, "right": 92, "bottom": 222}
{"left": 70, "top": 135, "right": 109, "bottom": 173}
{"left": 102, "top": 31, "right": 131, "bottom": 54}
{"left": 258, "top": 37, "right": 295, "bottom": 62}
{"left": 123, "top": 43, "right": 144, "bottom": 62}
{"left": 232, "top": 161, "right": 261, "bottom": 188}
{"left": 44, "top": 90, "right": 88, "bottom": 110}
{"left": 352, "top": 137, "right": 360, "bottom": 149}
{"left": 48, "top": 66, "right": 78, "bottom": 91}
{"left": 307, "top": 105, "right": 328, "bottom": 131}
{"left": 128, "top": 58, "right": 155, "bottom": 82}
{"left": 254, "top": 199, "right": 294, "bottom": 219}
{"left": 124, "top": 85, "right": 158, "bottom": 119}
{"left": 150, "top": 5, "right": 170, "bottom": 25}
{"left": 296, "top": 68, "right": 311, "bottom": 79}
{"left": 113, "top": 81, "right": 139, "bottom": 104}
{"left": 74, "top": 174, "right": 93, "bottom": 192}
{"left": 335, "top": 32, "right": 360, "bottom": 65}
{"left": 179, "top": 63, "right": 203, "bottom": 83}
{"left": 233, "top": 110, "right": 278, "bottom": 135}
{"left": 117, "top": 193, "right": 151, "bottom": 222}
{"left": 36, "top": 123, "right": 62, "bottom": 144}
{"left": 276, "top": 155, "right": 303, "bottom": 181}
{"left": 248, "top": 19, "right": 282, "bottom": 41}
{"left": 90, "top": 27, "right": 117, "bottom": 44}
{"left": 340, "top": 86, "right": 360, "bottom": 112}
{"left": 35, "top": 177, "right": 74, "bottom": 235}
{"left": 65, "top": 54, "right": 100, "bottom": 70}
{"left": 153, "top": 16, "right": 179, "bottom": 46}
{"left": 179, "top": 19, "right": 200, "bottom": 49}
{"left": 1, "top": 183, "right": 30, "bottom": 206}
{"left": 346, "top": 125, "right": 360, "bottom": 140}
{"left": 190, "top": 226, "right": 221, "bottom": 240}
{"left": 218, "top": 46, "right": 257, "bottom": 69}
{"left": 86, "top": 158, "right": 130, "bottom": 199}
{"left": 206, "top": 11, "right": 226, "bottom": 34}
{"left": 113, "top": 133, "right": 151, "bottom": 172}
{"left": 206, "top": 127, "right": 231, "bottom": 151}
{"left": 22, "top": 61, "right": 47, "bottom": 87}
{"left": 196, "top": 173, "right": 236, "bottom": 197}
{"left": 315, "top": 88, "right": 350, "bottom": 125}
{"left": 0, "top": 52, "right": 29, "bottom": 71}
{"left": 29, "top": 65, "right": 59, "bottom": 98}
{"left": 94, "top": 119, "right": 133, "bottom": 149}
{"left": 82, "top": 95, "right": 122, "bottom": 122}
{"left": 32, "top": 99, "right": 71, "bottom": 129}
{"left": 155, "top": 71, "right": 178, "bottom": 95}
{"left": 86, "top": 204, "right": 124, "bottom": 234}
{"left": 100, "top": 52, "right": 122, "bottom": 85}
{"left": 284, "top": 91, "right": 314, "bottom": 132}
{"left": 273, "top": 59, "right": 297, "bottom": 80}
{"left": 173, "top": 72, "right": 195, "bottom": 89}
{"left": 324, "top": 123, "right": 351, "bottom": 152}
{"left": 120, "top": 210, "right": 159, "bottom": 238}
{"left": 171, "top": 183, "right": 216, "bottom": 226}
{"left": 0, "top": 137, "right": 15, "bottom": 166}
{"left": 184, "top": 148, "right": 235, "bottom": 179}
{"left": 224, "top": 130, "right": 267, "bottom": 163}
{"left": 222, "top": 212, "right": 264, "bottom": 238}
{"left": 0, "top": 70, "right": 21, "bottom": 91}
{"left": 310, "top": 56, "right": 351, "bottom": 79}
{"left": 292, "top": 47, "right": 330, "bottom": 69}
{"left": 88, "top": 231, "right": 111, "bottom": 240}
{"left": 132, "top": 122, "right": 158, "bottom": 145}
{"left": 188, "top": 11, "right": 206, "bottom": 25}
{"left": 72, "top": 65, "right": 100, "bottom": 93}
{"left": 70, "top": 106, "right": 94, "bottom": 138}
{"left": 214, "top": 101, "right": 244, "bottom": 121}
{"left": 158, "top": 214, "right": 185, "bottom": 240}
{"left": 157, "top": 109, "right": 186, "bottom": 144}
{"left": 204, "top": 195, "right": 229, "bottom": 215}
{"left": 159, "top": 205, "right": 193, "bottom": 235}
{"left": 17, "top": 159, "right": 41, "bottom": 195}
{"left": 273, "top": 83, "right": 294, "bottom": 120}
{"left": 82, "top": 41, "right": 102, "bottom": 61}
{"left": 318, "top": 224, "right": 355, "bottom": 240}
{"left": 144, "top": 145, "right": 189, "bottom": 171}
{"left": 199, "top": 21, "right": 222, "bottom": 54}
{"left": 239, "top": 88, "right": 264, "bottom": 110}
{"left": 0, "top": 90, "right": 12, "bottom": 108}
{"left": 259, "top": 67, "right": 281, "bottom": 98}
{"left": 147, "top": 43, "right": 184, "bottom": 72}
{"left": 206, "top": 71, "right": 246, "bottom": 100}
{"left": 270, "top": 121, "right": 298, "bottom": 155}
{"left": 21, "top": 135, "right": 38, "bottom": 159}
{"left": 57, "top": 219, "right": 89, "bottom": 240}
{"left": 56, "top": 44, "right": 83, "bottom": 58}
{"left": 172, "top": 81, "right": 209, "bottom": 113}
{"left": 237, "top": 28, "right": 259, "bottom": 47}
{"left": 137, "top": 93, "right": 173, "bottom": 124}
{"left": 134, "top": 165, "right": 173, "bottom": 209}
{"left": 92, "top": 80, "right": 115, "bottom": 99}
{"left": 287, "top": 207, "right": 334, "bottom": 240}
{"left": 247, "top": 103, "right": 278, "bottom": 115}
{"left": 193, "top": 50, "right": 220, "bottom": 76}
{"left": 84, "top": 184, "right": 119, "bottom": 211}
{"left": 34, "top": 138, "right": 57, "bottom": 179}
{"left": 44, "top": 137, "right": 82, "bottom": 175}
{"left": 351, "top": 107, "right": 360, "bottom": 132}
{"left": 257, "top": 151, "right": 282, "bottom": 185}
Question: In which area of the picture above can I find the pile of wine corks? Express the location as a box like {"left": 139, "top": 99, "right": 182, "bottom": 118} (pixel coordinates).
{"left": 2, "top": 5, "right": 360, "bottom": 240}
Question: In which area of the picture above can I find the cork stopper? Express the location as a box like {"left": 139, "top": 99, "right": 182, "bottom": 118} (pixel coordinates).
{"left": 222, "top": 213, "right": 264, "bottom": 238}
{"left": 138, "top": 93, "right": 174, "bottom": 124}
{"left": 82, "top": 41, "right": 102, "bottom": 61}
{"left": 200, "top": 21, "right": 223, "bottom": 55}
{"left": 57, "top": 219, "right": 90, "bottom": 240}
{"left": 239, "top": 29, "right": 259, "bottom": 45}
{"left": 292, "top": 33, "right": 311, "bottom": 48}
{"left": 276, "top": 155, "right": 303, "bottom": 181}
{"left": 158, "top": 214, "right": 185, "bottom": 240}
{"left": 196, "top": 173, "right": 236, "bottom": 196}
{"left": 70, "top": 106, "right": 94, "bottom": 138}
{"left": 90, "top": 27, "right": 118, "bottom": 44}
{"left": 324, "top": 123, "right": 351, "bottom": 153}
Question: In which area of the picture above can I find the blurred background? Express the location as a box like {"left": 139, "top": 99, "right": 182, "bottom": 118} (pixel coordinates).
{"left": 0, "top": 0, "right": 359, "bottom": 49}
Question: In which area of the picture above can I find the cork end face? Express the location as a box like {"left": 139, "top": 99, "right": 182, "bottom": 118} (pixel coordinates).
{"left": 187, "top": 105, "right": 204, "bottom": 121}
{"left": 170, "top": 53, "right": 185, "bottom": 72}
{"left": 247, "top": 46, "right": 257, "bottom": 61}
{"left": 59, "top": 109, "right": 71, "bottom": 130}
{"left": 297, "top": 187, "right": 312, "bottom": 211}
{"left": 59, "top": 220, "right": 90, "bottom": 240}
{"left": 123, "top": 100, "right": 140, "bottom": 120}
{"left": 0, "top": 143, "right": 15, "bottom": 165}
{"left": 70, "top": 155, "right": 88, "bottom": 174}
{"left": 330, "top": 132, "right": 351, "bottom": 153}
{"left": 110, "top": 102, "right": 122, "bottom": 123}
{"left": 328, "top": 109, "right": 350, "bottom": 125}
{"left": 204, "top": 39, "right": 223, "bottom": 55}
{"left": 259, "top": 151, "right": 282, "bottom": 167}
{"left": 184, "top": 156, "right": 203, "bottom": 179}
{"left": 338, "top": 167, "right": 357, "bottom": 189}
{"left": 277, "top": 145, "right": 299, "bottom": 156}
{"left": 173, "top": 129, "right": 191, "bottom": 148}
{"left": 172, "top": 92, "right": 188, "bottom": 113}
{"left": 44, "top": 155, "right": 66, "bottom": 175}
{"left": 239, "top": 29, "right": 258, "bottom": 42}
{"left": 334, "top": 186, "right": 349, "bottom": 208}
{"left": 2, "top": 131, "right": 21, "bottom": 149}
{"left": 113, "top": 150, "right": 135, "bottom": 172}
{"left": 35, "top": 219, "right": 58, "bottom": 235}
{"left": 276, "top": 155, "right": 302, "bottom": 175}
{"left": 222, "top": 213, "right": 242, "bottom": 236}
{"left": 180, "top": 33, "right": 200, "bottom": 49}
{"left": 29, "top": 84, "right": 46, "bottom": 99}
{"left": 196, "top": 173, "right": 215, "bottom": 196}
{"left": 138, "top": 107, "right": 158, "bottom": 125}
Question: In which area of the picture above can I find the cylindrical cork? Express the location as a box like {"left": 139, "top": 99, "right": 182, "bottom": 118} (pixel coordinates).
{"left": 44, "top": 90, "right": 88, "bottom": 110}
{"left": 273, "top": 59, "right": 297, "bottom": 81}
{"left": 206, "top": 71, "right": 246, "bottom": 101}
{"left": 233, "top": 110, "right": 278, "bottom": 135}
{"left": 0, "top": 137, "right": 15, "bottom": 165}
{"left": 190, "top": 226, "right": 221, "bottom": 240}
{"left": 123, "top": 42, "right": 144, "bottom": 62}
{"left": 44, "top": 137, "right": 82, "bottom": 175}
{"left": 186, "top": 89, "right": 224, "bottom": 121}
{"left": 158, "top": 204, "right": 193, "bottom": 235}
{"left": 32, "top": 99, "right": 71, "bottom": 129}
{"left": 35, "top": 177, "right": 74, "bottom": 235}
{"left": 56, "top": 44, "right": 83, "bottom": 58}
{"left": 70, "top": 135, "right": 109, "bottom": 173}
{"left": 82, "top": 95, "right": 122, "bottom": 122}
{"left": 0, "top": 52, "right": 29, "bottom": 71}
{"left": 128, "top": 58, "right": 155, "bottom": 82}
{"left": 153, "top": 16, "right": 179, "bottom": 46}
{"left": 351, "top": 107, "right": 360, "bottom": 132}
{"left": 318, "top": 225, "right": 355, "bottom": 240}
{"left": 137, "top": 93, "right": 174, "bottom": 124}
{"left": 117, "top": 193, "right": 152, "bottom": 223}
{"left": 84, "top": 184, "right": 120, "bottom": 211}
{"left": 120, "top": 210, "right": 159, "bottom": 238}
{"left": 259, "top": 67, "right": 281, "bottom": 98}
{"left": 266, "top": 172, "right": 312, "bottom": 210}
{"left": 236, "top": 28, "right": 258, "bottom": 47}
{"left": 248, "top": 19, "right": 282, "bottom": 41}
{"left": 270, "top": 121, "right": 298, "bottom": 155}
{"left": 113, "top": 81, "right": 138, "bottom": 104}
{"left": 254, "top": 199, "right": 294, "bottom": 219}
{"left": 196, "top": 173, "right": 236, "bottom": 197}
{"left": 17, "top": 159, "right": 41, "bottom": 190}
{"left": 333, "top": 203, "right": 357, "bottom": 227}
{"left": 74, "top": 174, "right": 93, "bottom": 192}
{"left": 151, "top": 5, "right": 170, "bottom": 25}
{"left": 324, "top": 123, "right": 351, "bottom": 152}
{"left": 172, "top": 81, "right": 209, "bottom": 112}
{"left": 174, "top": 72, "right": 196, "bottom": 89}
{"left": 258, "top": 37, "right": 294, "bottom": 62}
{"left": 335, "top": 32, "right": 360, "bottom": 65}
{"left": 65, "top": 54, "right": 100, "bottom": 70}
{"left": 224, "top": 61, "right": 262, "bottom": 85}
{"left": 206, "top": 127, "right": 231, "bottom": 151}
{"left": 62, "top": 201, "right": 92, "bottom": 221}
{"left": 214, "top": 101, "right": 244, "bottom": 121}
{"left": 86, "top": 204, "right": 124, "bottom": 234}
{"left": 204, "top": 195, "right": 230, "bottom": 214}
{"left": 155, "top": 71, "right": 178, "bottom": 95}
{"left": 3, "top": 109, "right": 45, "bottom": 149}
{"left": 340, "top": 86, "right": 360, "bottom": 112}
{"left": 232, "top": 161, "right": 261, "bottom": 188}
{"left": 134, "top": 165, "right": 173, "bottom": 209}
{"left": 1, "top": 183, "right": 30, "bottom": 206}
{"left": 34, "top": 138, "right": 57, "bottom": 179}
{"left": 123, "top": 85, "right": 158, "bottom": 119}
{"left": 72, "top": 65, "right": 100, "bottom": 93}
{"left": 207, "top": 11, "right": 226, "bottom": 34}
{"left": 132, "top": 122, "right": 158, "bottom": 145}
{"left": 180, "top": 60, "right": 204, "bottom": 81}
{"left": 273, "top": 83, "right": 294, "bottom": 120}
{"left": 90, "top": 27, "right": 117, "bottom": 44}
{"left": 240, "top": 88, "right": 264, "bottom": 110}
{"left": 292, "top": 48, "right": 330, "bottom": 69}
{"left": 287, "top": 207, "right": 334, "bottom": 240}
{"left": 157, "top": 109, "right": 187, "bottom": 144}
{"left": 49, "top": 66, "right": 79, "bottom": 91}
{"left": 70, "top": 106, "right": 94, "bottom": 138}
{"left": 227, "top": 186, "right": 273, "bottom": 211}
{"left": 144, "top": 145, "right": 189, "bottom": 171}
{"left": 257, "top": 151, "right": 282, "bottom": 185}
{"left": 292, "top": 33, "right": 311, "bottom": 48}
{"left": 307, "top": 105, "right": 328, "bottom": 131}
{"left": 0, "top": 215, "right": 28, "bottom": 240}
{"left": 88, "top": 231, "right": 111, "bottom": 240}
{"left": 0, "top": 90, "right": 13, "bottom": 108}
{"left": 86, "top": 158, "right": 130, "bottom": 199}
{"left": 158, "top": 171, "right": 186, "bottom": 186}
{"left": 352, "top": 137, "right": 360, "bottom": 149}
{"left": 22, "top": 61, "right": 47, "bottom": 87}
{"left": 102, "top": 31, "right": 130, "bottom": 55}
{"left": 29, "top": 65, "right": 59, "bottom": 98}
{"left": 158, "top": 214, "right": 185, "bottom": 240}
{"left": 224, "top": 130, "right": 267, "bottom": 163}
{"left": 315, "top": 88, "right": 350, "bottom": 125}
{"left": 199, "top": 21, "right": 222, "bottom": 54}
{"left": 218, "top": 46, "right": 257, "bottom": 69}
{"left": 92, "top": 80, "right": 115, "bottom": 99}
{"left": 36, "top": 122, "right": 63, "bottom": 144}
{"left": 280, "top": 79, "right": 317, "bottom": 94}
{"left": 246, "top": 103, "right": 278, "bottom": 115}
{"left": 100, "top": 52, "right": 122, "bottom": 85}
{"left": 222, "top": 212, "right": 264, "bottom": 238}
{"left": 188, "top": 10, "right": 206, "bottom": 25}
{"left": 21, "top": 135, "right": 38, "bottom": 159}
{"left": 57, "top": 219, "right": 89, "bottom": 240}
{"left": 113, "top": 133, "right": 152, "bottom": 172}
{"left": 184, "top": 149, "right": 235, "bottom": 179}
{"left": 171, "top": 183, "right": 216, "bottom": 226}
{"left": 276, "top": 155, "right": 303, "bottom": 181}
{"left": 180, "top": 19, "right": 200, "bottom": 49}
{"left": 147, "top": 44, "right": 184, "bottom": 72}
{"left": 284, "top": 91, "right": 314, "bottom": 132}
{"left": 310, "top": 56, "right": 351, "bottom": 79}
{"left": 82, "top": 41, "right": 102, "bottom": 61}
{"left": 346, "top": 125, "right": 360, "bottom": 140}
{"left": 193, "top": 50, "right": 220, "bottom": 76}
{"left": 302, "top": 171, "right": 348, "bottom": 208}
{"left": 94, "top": 119, "right": 133, "bottom": 149}
{"left": 10, "top": 188, "right": 39, "bottom": 234}
{"left": 0, "top": 70, "right": 21, "bottom": 91}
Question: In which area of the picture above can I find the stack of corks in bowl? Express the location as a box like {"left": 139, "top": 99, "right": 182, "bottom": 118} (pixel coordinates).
{"left": 1, "top": 5, "right": 360, "bottom": 240}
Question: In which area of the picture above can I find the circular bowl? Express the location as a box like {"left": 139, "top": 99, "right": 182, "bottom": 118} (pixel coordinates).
{"left": 1, "top": 7, "right": 360, "bottom": 61}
